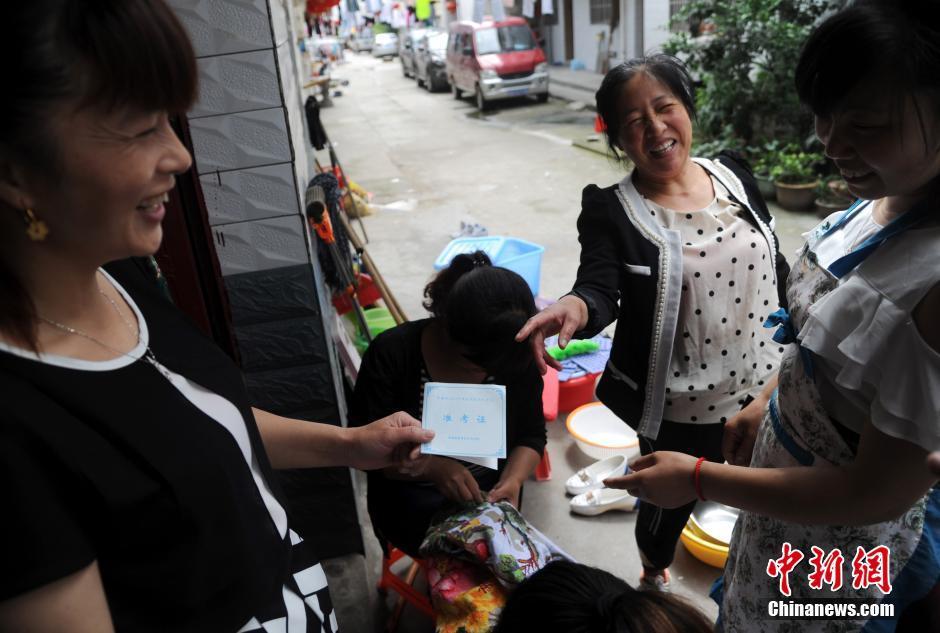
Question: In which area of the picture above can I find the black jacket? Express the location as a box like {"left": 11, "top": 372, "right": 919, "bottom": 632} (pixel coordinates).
{"left": 570, "top": 153, "right": 790, "bottom": 440}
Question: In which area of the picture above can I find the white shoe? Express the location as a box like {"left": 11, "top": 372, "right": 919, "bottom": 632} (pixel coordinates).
{"left": 565, "top": 455, "right": 628, "bottom": 496}
{"left": 569, "top": 488, "right": 639, "bottom": 516}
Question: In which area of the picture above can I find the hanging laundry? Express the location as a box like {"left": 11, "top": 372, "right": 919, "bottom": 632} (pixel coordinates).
{"left": 491, "top": 0, "right": 506, "bottom": 21}
{"left": 416, "top": 0, "right": 431, "bottom": 21}
{"left": 522, "top": 0, "right": 534, "bottom": 18}
{"left": 390, "top": 1, "right": 407, "bottom": 28}
{"left": 541, "top": 0, "right": 554, "bottom": 15}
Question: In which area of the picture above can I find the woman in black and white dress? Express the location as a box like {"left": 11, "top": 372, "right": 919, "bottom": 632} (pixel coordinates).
{"left": 0, "top": 2, "right": 431, "bottom": 631}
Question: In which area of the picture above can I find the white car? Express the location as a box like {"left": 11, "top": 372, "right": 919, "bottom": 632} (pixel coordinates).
{"left": 372, "top": 32, "right": 399, "bottom": 58}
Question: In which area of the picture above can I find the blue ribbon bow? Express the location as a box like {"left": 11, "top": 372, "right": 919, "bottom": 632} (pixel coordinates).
{"left": 763, "top": 308, "right": 814, "bottom": 380}
{"left": 764, "top": 308, "right": 796, "bottom": 344}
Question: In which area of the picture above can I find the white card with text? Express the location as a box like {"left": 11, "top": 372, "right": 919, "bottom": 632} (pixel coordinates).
{"left": 420, "top": 382, "right": 506, "bottom": 461}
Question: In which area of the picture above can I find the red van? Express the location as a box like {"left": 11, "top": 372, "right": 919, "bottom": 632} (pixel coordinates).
{"left": 445, "top": 17, "right": 549, "bottom": 111}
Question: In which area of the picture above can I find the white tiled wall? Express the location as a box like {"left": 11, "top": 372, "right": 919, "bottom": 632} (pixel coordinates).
{"left": 270, "top": 0, "right": 290, "bottom": 46}
{"left": 172, "top": 0, "right": 314, "bottom": 272}
{"left": 212, "top": 214, "right": 309, "bottom": 275}
{"left": 191, "top": 49, "right": 281, "bottom": 119}
{"left": 189, "top": 107, "right": 293, "bottom": 173}
{"left": 169, "top": 0, "right": 274, "bottom": 57}
{"left": 200, "top": 163, "right": 299, "bottom": 225}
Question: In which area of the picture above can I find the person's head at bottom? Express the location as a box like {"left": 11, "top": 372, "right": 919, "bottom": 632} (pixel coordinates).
{"left": 493, "top": 560, "right": 713, "bottom": 633}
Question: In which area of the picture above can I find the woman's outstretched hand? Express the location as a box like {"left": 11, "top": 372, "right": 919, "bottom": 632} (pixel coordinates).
{"left": 515, "top": 295, "right": 589, "bottom": 375}
{"left": 347, "top": 412, "right": 435, "bottom": 472}
{"left": 603, "top": 452, "right": 699, "bottom": 508}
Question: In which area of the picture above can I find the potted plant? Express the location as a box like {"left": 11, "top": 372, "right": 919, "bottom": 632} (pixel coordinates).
{"left": 748, "top": 140, "right": 784, "bottom": 201}
{"left": 814, "top": 176, "right": 855, "bottom": 218}
{"left": 752, "top": 152, "right": 778, "bottom": 201}
{"left": 770, "top": 147, "right": 821, "bottom": 211}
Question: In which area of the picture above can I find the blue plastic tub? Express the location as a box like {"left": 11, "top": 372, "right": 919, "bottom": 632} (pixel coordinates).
{"left": 434, "top": 236, "right": 544, "bottom": 295}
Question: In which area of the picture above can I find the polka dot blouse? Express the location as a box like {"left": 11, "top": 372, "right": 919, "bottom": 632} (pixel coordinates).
{"left": 645, "top": 178, "right": 784, "bottom": 425}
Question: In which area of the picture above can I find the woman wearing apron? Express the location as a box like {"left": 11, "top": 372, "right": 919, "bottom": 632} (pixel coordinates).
{"left": 607, "top": 2, "right": 940, "bottom": 631}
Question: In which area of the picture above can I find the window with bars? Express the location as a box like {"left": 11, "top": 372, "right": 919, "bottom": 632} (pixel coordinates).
{"left": 590, "top": 0, "right": 612, "bottom": 25}
{"left": 669, "top": 0, "right": 692, "bottom": 32}
{"left": 671, "top": 0, "right": 691, "bottom": 16}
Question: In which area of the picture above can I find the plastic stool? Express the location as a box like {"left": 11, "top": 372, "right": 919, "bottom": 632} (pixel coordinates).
{"left": 541, "top": 366, "right": 559, "bottom": 422}
{"left": 377, "top": 546, "right": 434, "bottom": 631}
{"left": 535, "top": 449, "right": 552, "bottom": 481}
{"left": 558, "top": 372, "right": 601, "bottom": 412}
{"left": 535, "top": 367, "right": 560, "bottom": 481}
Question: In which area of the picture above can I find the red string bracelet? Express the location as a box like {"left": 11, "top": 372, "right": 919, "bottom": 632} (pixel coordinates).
{"left": 693, "top": 456, "right": 707, "bottom": 502}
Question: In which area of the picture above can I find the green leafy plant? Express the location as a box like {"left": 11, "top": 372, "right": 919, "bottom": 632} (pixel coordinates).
{"left": 770, "top": 147, "right": 822, "bottom": 184}
{"left": 665, "top": 0, "right": 845, "bottom": 149}
{"left": 750, "top": 140, "right": 785, "bottom": 177}
{"left": 691, "top": 124, "right": 744, "bottom": 160}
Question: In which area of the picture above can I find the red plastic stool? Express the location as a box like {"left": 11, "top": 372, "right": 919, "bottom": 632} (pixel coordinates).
{"left": 535, "top": 367, "right": 560, "bottom": 480}
{"left": 378, "top": 546, "right": 434, "bottom": 631}
{"left": 542, "top": 366, "right": 559, "bottom": 422}
{"left": 558, "top": 372, "right": 601, "bottom": 412}
{"left": 535, "top": 448, "right": 552, "bottom": 481}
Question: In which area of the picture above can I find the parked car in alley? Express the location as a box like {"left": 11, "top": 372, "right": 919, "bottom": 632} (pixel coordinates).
{"left": 414, "top": 30, "right": 449, "bottom": 91}
{"left": 347, "top": 26, "right": 373, "bottom": 52}
{"left": 399, "top": 28, "right": 428, "bottom": 77}
{"left": 372, "top": 31, "right": 399, "bottom": 58}
{"left": 446, "top": 17, "right": 549, "bottom": 111}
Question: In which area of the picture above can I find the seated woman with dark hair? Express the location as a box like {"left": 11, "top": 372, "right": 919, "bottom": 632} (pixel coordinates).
{"left": 493, "top": 560, "right": 713, "bottom": 633}
{"left": 349, "top": 252, "right": 546, "bottom": 556}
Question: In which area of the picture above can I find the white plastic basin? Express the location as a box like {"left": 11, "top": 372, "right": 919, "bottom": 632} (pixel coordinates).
{"left": 565, "top": 402, "right": 639, "bottom": 461}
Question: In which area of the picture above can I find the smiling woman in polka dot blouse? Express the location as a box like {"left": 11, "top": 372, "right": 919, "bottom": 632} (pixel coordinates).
{"left": 517, "top": 54, "right": 789, "bottom": 590}
{"left": 649, "top": 191, "right": 784, "bottom": 426}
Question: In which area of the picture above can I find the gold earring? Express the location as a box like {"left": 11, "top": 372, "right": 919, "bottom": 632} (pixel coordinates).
{"left": 23, "top": 208, "right": 49, "bottom": 242}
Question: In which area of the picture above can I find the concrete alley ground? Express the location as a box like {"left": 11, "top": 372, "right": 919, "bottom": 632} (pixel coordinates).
{"left": 317, "top": 52, "right": 821, "bottom": 631}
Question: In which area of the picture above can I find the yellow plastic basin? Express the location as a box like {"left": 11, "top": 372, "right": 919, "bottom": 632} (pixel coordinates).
{"left": 680, "top": 525, "right": 729, "bottom": 569}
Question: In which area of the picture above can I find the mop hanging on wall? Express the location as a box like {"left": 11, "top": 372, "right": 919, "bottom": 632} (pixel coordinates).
{"left": 304, "top": 173, "right": 371, "bottom": 342}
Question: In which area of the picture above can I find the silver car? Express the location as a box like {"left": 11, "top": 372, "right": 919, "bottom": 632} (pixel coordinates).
{"left": 372, "top": 32, "right": 399, "bottom": 58}
{"left": 414, "top": 31, "right": 449, "bottom": 92}
{"left": 348, "top": 27, "right": 373, "bottom": 52}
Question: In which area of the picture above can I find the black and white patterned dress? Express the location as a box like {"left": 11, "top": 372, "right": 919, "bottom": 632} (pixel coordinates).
{"left": 0, "top": 258, "right": 337, "bottom": 632}
{"left": 718, "top": 205, "right": 940, "bottom": 632}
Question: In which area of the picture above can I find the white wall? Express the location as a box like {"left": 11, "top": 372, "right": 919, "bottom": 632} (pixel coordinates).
{"left": 571, "top": 0, "right": 611, "bottom": 72}
{"left": 643, "top": 0, "right": 671, "bottom": 55}
{"left": 546, "top": 0, "right": 565, "bottom": 64}
{"left": 567, "top": 0, "right": 671, "bottom": 72}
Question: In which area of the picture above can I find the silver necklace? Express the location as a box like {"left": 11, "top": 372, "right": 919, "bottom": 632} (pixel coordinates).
{"left": 38, "top": 286, "right": 171, "bottom": 378}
